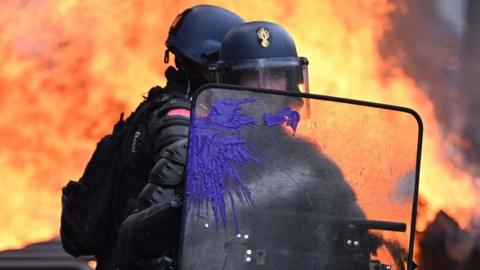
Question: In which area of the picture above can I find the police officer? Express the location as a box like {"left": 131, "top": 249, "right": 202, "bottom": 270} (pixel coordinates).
{"left": 214, "top": 21, "right": 309, "bottom": 93}
{"left": 98, "top": 5, "right": 245, "bottom": 270}
{"left": 182, "top": 21, "right": 366, "bottom": 269}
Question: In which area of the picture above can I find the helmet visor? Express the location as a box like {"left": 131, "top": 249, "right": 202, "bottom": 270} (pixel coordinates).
{"left": 216, "top": 57, "right": 309, "bottom": 93}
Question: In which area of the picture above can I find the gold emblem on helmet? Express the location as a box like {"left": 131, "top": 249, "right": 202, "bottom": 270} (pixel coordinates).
{"left": 257, "top": 27, "right": 271, "bottom": 48}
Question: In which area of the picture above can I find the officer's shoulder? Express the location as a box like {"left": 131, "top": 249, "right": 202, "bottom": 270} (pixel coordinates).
{"left": 148, "top": 93, "right": 191, "bottom": 120}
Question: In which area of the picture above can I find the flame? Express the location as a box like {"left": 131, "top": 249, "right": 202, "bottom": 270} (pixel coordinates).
{"left": 0, "top": 0, "right": 478, "bottom": 258}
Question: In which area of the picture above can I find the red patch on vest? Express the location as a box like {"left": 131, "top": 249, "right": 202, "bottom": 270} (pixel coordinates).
{"left": 167, "top": 108, "right": 190, "bottom": 118}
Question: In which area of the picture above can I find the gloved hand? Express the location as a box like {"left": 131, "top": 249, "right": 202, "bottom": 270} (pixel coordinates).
{"left": 118, "top": 185, "right": 182, "bottom": 262}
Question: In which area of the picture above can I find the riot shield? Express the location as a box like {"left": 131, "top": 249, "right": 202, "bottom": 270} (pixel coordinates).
{"left": 179, "top": 84, "right": 422, "bottom": 270}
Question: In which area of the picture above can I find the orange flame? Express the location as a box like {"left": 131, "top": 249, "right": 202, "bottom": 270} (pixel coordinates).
{"left": 0, "top": 0, "right": 478, "bottom": 256}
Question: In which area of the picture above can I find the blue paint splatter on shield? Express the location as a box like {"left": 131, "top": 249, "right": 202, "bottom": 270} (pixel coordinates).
{"left": 186, "top": 98, "right": 259, "bottom": 232}
{"left": 263, "top": 107, "right": 300, "bottom": 135}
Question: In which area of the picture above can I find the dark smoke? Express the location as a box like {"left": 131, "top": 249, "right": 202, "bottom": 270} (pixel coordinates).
{"left": 379, "top": 0, "right": 480, "bottom": 168}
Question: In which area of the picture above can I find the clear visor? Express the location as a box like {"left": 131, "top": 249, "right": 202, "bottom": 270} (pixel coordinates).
{"left": 215, "top": 57, "right": 309, "bottom": 93}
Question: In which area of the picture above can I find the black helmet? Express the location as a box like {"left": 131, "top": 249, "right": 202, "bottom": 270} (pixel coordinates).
{"left": 165, "top": 5, "right": 245, "bottom": 67}
{"left": 214, "top": 21, "right": 309, "bottom": 92}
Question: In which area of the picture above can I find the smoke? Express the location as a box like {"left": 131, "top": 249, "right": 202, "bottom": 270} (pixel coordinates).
{"left": 393, "top": 172, "right": 415, "bottom": 204}
{"left": 379, "top": 0, "right": 480, "bottom": 172}
{"left": 379, "top": 0, "right": 466, "bottom": 137}
{"left": 379, "top": 0, "right": 480, "bottom": 233}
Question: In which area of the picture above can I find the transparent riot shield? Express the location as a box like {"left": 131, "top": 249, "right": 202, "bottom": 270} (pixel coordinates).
{"left": 179, "top": 84, "right": 422, "bottom": 270}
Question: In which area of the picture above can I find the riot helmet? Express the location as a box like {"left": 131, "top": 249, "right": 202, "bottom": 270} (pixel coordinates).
{"left": 214, "top": 21, "right": 309, "bottom": 93}
{"left": 165, "top": 5, "right": 245, "bottom": 68}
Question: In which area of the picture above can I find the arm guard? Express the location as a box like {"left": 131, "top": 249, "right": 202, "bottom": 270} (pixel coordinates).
{"left": 133, "top": 137, "right": 187, "bottom": 211}
{"left": 133, "top": 96, "right": 190, "bottom": 209}
{"left": 116, "top": 97, "right": 190, "bottom": 262}
{"left": 148, "top": 138, "right": 188, "bottom": 186}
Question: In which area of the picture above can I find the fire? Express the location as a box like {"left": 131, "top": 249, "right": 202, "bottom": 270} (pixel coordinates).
{"left": 0, "top": 0, "right": 478, "bottom": 259}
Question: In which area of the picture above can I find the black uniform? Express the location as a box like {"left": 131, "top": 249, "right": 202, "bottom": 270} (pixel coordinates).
{"left": 62, "top": 5, "right": 245, "bottom": 269}
{"left": 97, "top": 67, "right": 200, "bottom": 270}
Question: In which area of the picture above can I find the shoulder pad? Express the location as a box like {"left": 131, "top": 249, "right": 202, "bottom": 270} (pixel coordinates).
{"left": 151, "top": 97, "right": 191, "bottom": 119}
{"left": 148, "top": 138, "right": 188, "bottom": 186}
